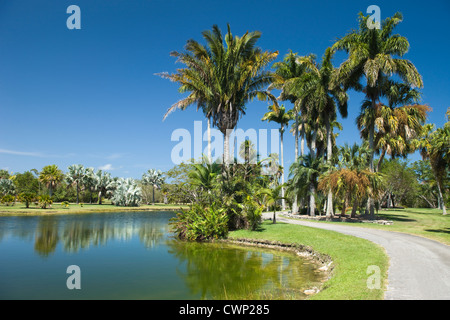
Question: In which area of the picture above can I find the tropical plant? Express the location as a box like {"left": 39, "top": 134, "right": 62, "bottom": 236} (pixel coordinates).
{"left": 38, "top": 194, "right": 53, "bottom": 209}
{"left": 1, "top": 194, "right": 15, "bottom": 206}
{"left": 0, "top": 178, "right": 16, "bottom": 196}
{"left": 39, "top": 165, "right": 64, "bottom": 197}
{"left": 142, "top": 169, "right": 165, "bottom": 204}
{"left": 93, "top": 170, "right": 115, "bottom": 205}
{"left": 261, "top": 103, "right": 293, "bottom": 211}
{"left": 332, "top": 12, "right": 424, "bottom": 217}
{"left": 258, "top": 185, "right": 284, "bottom": 223}
{"left": 294, "top": 48, "right": 348, "bottom": 218}
{"left": 18, "top": 192, "right": 36, "bottom": 208}
{"left": 170, "top": 202, "right": 229, "bottom": 241}
{"left": 160, "top": 24, "right": 278, "bottom": 168}
{"left": 288, "top": 154, "right": 325, "bottom": 217}
{"left": 66, "top": 164, "right": 86, "bottom": 204}
{"left": 111, "top": 178, "right": 142, "bottom": 207}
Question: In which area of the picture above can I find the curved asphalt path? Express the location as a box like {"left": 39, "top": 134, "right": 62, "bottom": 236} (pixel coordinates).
{"left": 272, "top": 214, "right": 450, "bottom": 300}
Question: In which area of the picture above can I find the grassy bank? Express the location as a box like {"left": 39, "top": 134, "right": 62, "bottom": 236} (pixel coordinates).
{"left": 0, "top": 202, "right": 188, "bottom": 216}
{"left": 229, "top": 221, "right": 389, "bottom": 300}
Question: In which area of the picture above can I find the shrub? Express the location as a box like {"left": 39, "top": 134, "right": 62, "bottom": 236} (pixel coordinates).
{"left": 111, "top": 178, "right": 142, "bottom": 207}
{"left": 38, "top": 195, "right": 53, "bottom": 209}
{"left": 1, "top": 194, "right": 15, "bottom": 206}
{"left": 170, "top": 202, "right": 229, "bottom": 241}
{"left": 18, "top": 192, "right": 36, "bottom": 208}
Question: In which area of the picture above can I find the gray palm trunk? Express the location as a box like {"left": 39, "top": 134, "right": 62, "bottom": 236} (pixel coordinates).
{"left": 280, "top": 124, "right": 285, "bottom": 211}
{"left": 309, "top": 129, "right": 317, "bottom": 217}
{"left": 325, "top": 116, "right": 334, "bottom": 219}
{"left": 292, "top": 114, "right": 299, "bottom": 214}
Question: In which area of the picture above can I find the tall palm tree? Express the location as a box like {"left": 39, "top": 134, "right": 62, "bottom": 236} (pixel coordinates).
{"left": 295, "top": 48, "right": 348, "bottom": 218}
{"left": 160, "top": 24, "right": 278, "bottom": 168}
{"left": 332, "top": 12, "right": 423, "bottom": 217}
{"left": 66, "top": 164, "right": 86, "bottom": 204}
{"left": 39, "top": 165, "right": 63, "bottom": 197}
{"left": 420, "top": 110, "right": 450, "bottom": 215}
{"left": 262, "top": 104, "right": 293, "bottom": 211}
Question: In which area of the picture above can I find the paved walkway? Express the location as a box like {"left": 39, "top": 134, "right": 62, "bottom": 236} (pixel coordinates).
{"left": 265, "top": 213, "right": 450, "bottom": 300}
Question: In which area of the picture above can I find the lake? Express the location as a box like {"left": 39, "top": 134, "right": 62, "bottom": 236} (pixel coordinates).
{"left": 0, "top": 211, "right": 325, "bottom": 300}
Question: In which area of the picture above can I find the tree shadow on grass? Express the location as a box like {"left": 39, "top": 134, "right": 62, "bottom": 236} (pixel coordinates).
{"left": 424, "top": 228, "right": 450, "bottom": 235}
{"left": 376, "top": 213, "right": 417, "bottom": 222}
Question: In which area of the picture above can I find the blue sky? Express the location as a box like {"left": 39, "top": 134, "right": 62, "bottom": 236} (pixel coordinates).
{"left": 0, "top": 0, "right": 449, "bottom": 179}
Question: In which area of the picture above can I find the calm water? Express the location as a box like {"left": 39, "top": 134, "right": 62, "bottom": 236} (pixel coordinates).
{"left": 0, "top": 211, "right": 324, "bottom": 300}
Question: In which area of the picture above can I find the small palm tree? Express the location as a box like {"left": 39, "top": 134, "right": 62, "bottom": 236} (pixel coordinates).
{"left": 258, "top": 185, "right": 284, "bottom": 224}
{"left": 142, "top": 169, "right": 165, "bottom": 205}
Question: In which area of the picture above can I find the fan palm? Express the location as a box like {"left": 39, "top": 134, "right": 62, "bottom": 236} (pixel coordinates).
{"left": 66, "top": 164, "right": 86, "bottom": 204}
{"left": 142, "top": 169, "right": 165, "bottom": 205}
{"left": 39, "top": 165, "right": 63, "bottom": 197}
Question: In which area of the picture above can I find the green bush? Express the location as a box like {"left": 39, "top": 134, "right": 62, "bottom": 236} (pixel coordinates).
{"left": 170, "top": 202, "right": 229, "bottom": 241}
{"left": 1, "top": 194, "right": 15, "bottom": 206}
{"left": 38, "top": 195, "right": 53, "bottom": 209}
{"left": 18, "top": 192, "right": 36, "bottom": 208}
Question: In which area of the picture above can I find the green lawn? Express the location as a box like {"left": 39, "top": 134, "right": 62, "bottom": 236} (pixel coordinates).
{"left": 287, "top": 208, "right": 450, "bottom": 246}
{"left": 229, "top": 221, "right": 389, "bottom": 300}
{"left": 0, "top": 202, "right": 187, "bottom": 215}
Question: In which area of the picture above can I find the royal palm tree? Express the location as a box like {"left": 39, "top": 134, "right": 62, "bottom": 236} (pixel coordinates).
{"left": 295, "top": 48, "right": 348, "bottom": 218}
{"left": 420, "top": 110, "right": 450, "bottom": 215}
{"left": 262, "top": 104, "right": 293, "bottom": 211}
{"left": 39, "top": 165, "right": 63, "bottom": 197}
{"left": 160, "top": 24, "right": 278, "bottom": 168}
{"left": 332, "top": 12, "right": 423, "bottom": 217}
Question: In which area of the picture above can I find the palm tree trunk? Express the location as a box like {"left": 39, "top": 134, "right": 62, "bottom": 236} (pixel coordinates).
{"left": 309, "top": 129, "right": 317, "bottom": 217}
{"left": 273, "top": 208, "right": 277, "bottom": 224}
{"left": 325, "top": 116, "right": 333, "bottom": 219}
{"left": 437, "top": 181, "right": 447, "bottom": 215}
{"left": 76, "top": 182, "right": 79, "bottom": 204}
{"left": 300, "top": 118, "right": 305, "bottom": 156}
{"left": 223, "top": 129, "right": 231, "bottom": 169}
{"left": 152, "top": 186, "right": 155, "bottom": 205}
{"left": 207, "top": 118, "right": 212, "bottom": 163}
{"left": 351, "top": 198, "right": 358, "bottom": 218}
{"left": 368, "top": 107, "right": 376, "bottom": 219}
{"left": 98, "top": 191, "right": 102, "bottom": 205}
{"left": 292, "top": 114, "right": 299, "bottom": 214}
{"left": 280, "top": 125, "right": 285, "bottom": 211}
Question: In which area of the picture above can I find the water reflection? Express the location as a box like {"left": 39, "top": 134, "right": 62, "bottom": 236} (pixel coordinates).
{"left": 167, "top": 241, "right": 322, "bottom": 299}
{"left": 0, "top": 212, "right": 325, "bottom": 300}
{"left": 0, "top": 212, "right": 171, "bottom": 257}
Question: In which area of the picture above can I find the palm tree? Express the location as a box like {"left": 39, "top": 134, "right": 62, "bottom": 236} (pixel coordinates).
{"left": 288, "top": 154, "right": 324, "bottom": 217}
{"left": 142, "top": 169, "right": 165, "bottom": 205}
{"left": 39, "top": 165, "right": 63, "bottom": 197}
{"left": 420, "top": 110, "right": 450, "bottom": 215}
{"left": 332, "top": 12, "right": 423, "bottom": 217}
{"left": 94, "top": 170, "right": 114, "bottom": 205}
{"left": 258, "top": 185, "right": 284, "bottom": 223}
{"left": 160, "top": 24, "right": 278, "bottom": 168}
{"left": 66, "top": 164, "right": 86, "bottom": 204}
{"left": 262, "top": 104, "right": 293, "bottom": 211}
{"left": 295, "top": 48, "right": 348, "bottom": 218}
{"left": 188, "top": 161, "right": 221, "bottom": 194}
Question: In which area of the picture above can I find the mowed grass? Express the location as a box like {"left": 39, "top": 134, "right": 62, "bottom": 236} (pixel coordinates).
{"left": 297, "top": 208, "right": 450, "bottom": 246}
{"left": 0, "top": 202, "right": 187, "bottom": 215}
{"left": 229, "top": 221, "right": 389, "bottom": 300}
